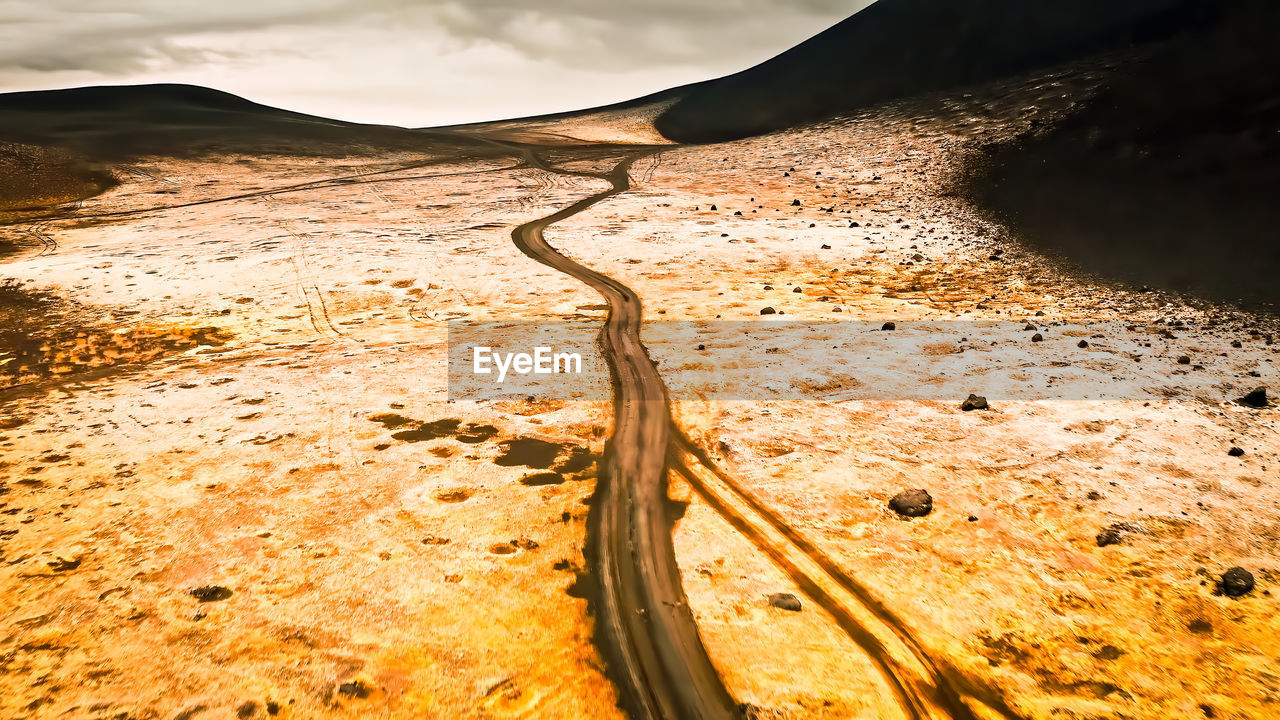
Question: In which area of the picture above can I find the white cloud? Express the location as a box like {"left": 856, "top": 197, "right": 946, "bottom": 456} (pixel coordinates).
{"left": 0, "top": 0, "right": 873, "bottom": 125}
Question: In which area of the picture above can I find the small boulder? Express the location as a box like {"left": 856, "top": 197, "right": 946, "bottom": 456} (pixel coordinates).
{"left": 961, "top": 394, "right": 989, "bottom": 412}
{"left": 889, "top": 489, "right": 933, "bottom": 518}
{"left": 1240, "top": 386, "right": 1269, "bottom": 408}
{"left": 881, "top": 321, "right": 896, "bottom": 331}
{"left": 1096, "top": 528, "right": 1123, "bottom": 547}
{"left": 1219, "top": 567, "right": 1255, "bottom": 597}
{"left": 768, "top": 593, "right": 802, "bottom": 611}
{"left": 760, "top": 307, "right": 777, "bottom": 316}
{"left": 1228, "top": 447, "right": 1245, "bottom": 457}
{"left": 190, "top": 585, "right": 233, "bottom": 603}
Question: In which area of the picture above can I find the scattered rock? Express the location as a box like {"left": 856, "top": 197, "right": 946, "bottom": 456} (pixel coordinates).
{"left": 1096, "top": 528, "right": 1123, "bottom": 547}
{"left": 1240, "top": 386, "right": 1269, "bottom": 408}
{"left": 1228, "top": 447, "right": 1245, "bottom": 457}
{"left": 881, "top": 322, "right": 896, "bottom": 331}
{"left": 337, "top": 680, "right": 370, "bottom": 699}
{"left": 422, "top": 536, "right": 450, "bottom": 546}
{"left": 792, "top": 199, "right": 801, "bottom": 207}
{"left": 1219, "top": 567, "right": 1255, "bottom": 597}
{"left": 961, "top": 394, "right": 989, "bottom": 412}
{"left": 1078, "top": 340, "right": 1090, "bottom": 348}
{"left": 189, "top": 585, "right": 232, "bottom": 603}
{"left": 889, "top": 489, "right": 933, "bottom": 518}
{"left": 760, "top": 307, "right": 777, "bottom": 315}
{"left": 768, "top": 593, "right": 802, "bottom": 611}
{"left": 1031, "top": 333, "right": 1044, "bottom": 343}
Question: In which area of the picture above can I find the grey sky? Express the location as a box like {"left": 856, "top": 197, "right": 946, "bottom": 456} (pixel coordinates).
{"left": 0, "top": 1, "right": 873, "bottom": 126}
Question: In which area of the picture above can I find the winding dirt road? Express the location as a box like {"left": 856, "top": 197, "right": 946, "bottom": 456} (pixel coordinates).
{"left": 505, "top": 143, "right": 741, "bottom": 720}
{"left": 500, "top": 139, "right": 1022, "bottom": 720}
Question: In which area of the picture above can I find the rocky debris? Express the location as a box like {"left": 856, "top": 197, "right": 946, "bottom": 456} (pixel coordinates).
{"left": 1078, "top": 340, "right": 1090, "bottom": 348}
{"left": 1096, "top": 527, "right": 1124, "bottom": 547}
{"left": 1228, "top": 447, "right": 1245, "bottom": 457}
{"left": 1240, "top": 386, "right": 1269, "bottom": 408}
{"left": 1024, "top": 324, "right": 1037, "bottom": 331}
{"left": 1177, "top": 355, "right": 1192, "bottom": 365}
{"left": 792, "top": 287, "right": 802, "bottom": 293}
{"left": 760, "top": 307, "right": 777, "bottom": 315}
{"left": 1031, "top": 333, "right": 1044, "bottom": 342}
{"left": 189, "top": 585, "right": 232, "bottom": 602}
{"left": 1219, "top": 567, "right": 1255, "bottom": 597}
{"left": 961, "top": 394, "right": 989, "bottom": 411}
{"left": 768, "top": 593, "right": 802, "bottom": 611}
{"left": 889, "top": 489, "right": 933, "bottom": 518}
{"left": 792, "top": 199, "right": 801, "bottom": 207}
{"left": 881, "top": 321, "right": 896, "bottom": 331}
{"left": 336, "top": 680, "right": 370, "bottom": 699}
{"left": 421, "top": 536, "right": 450, "bottom": 546}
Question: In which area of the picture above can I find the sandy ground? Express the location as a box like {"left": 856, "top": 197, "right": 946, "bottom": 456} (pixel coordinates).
{"left": 2, "top": 64, "right": 1278, "bottom": 719}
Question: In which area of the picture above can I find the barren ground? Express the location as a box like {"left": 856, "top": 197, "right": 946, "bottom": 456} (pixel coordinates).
{"left": 1, "top": 67, "right": 1277, "bottom": 720}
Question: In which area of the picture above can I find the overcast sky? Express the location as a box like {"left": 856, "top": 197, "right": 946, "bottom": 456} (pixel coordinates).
{"left": 0, "top": 1, "right": 873, "bottom": 127}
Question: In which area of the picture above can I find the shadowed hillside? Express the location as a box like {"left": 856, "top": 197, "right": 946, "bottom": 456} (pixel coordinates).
{"left": 655, "top": 0, "right": 1220, "bottom": 143}
{"left": 966, "top": 0, "right": 1280, "bottom": 310}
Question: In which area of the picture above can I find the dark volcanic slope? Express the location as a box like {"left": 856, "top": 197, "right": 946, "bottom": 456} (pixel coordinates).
{"left": 967, "top": 1, "right": 1280, "bottom": 310}
{"left": 0, "top": 84, "right": 490, "bottom": 160}
{"left": 655, "top": 0, "right": 1218, "bottom": 143}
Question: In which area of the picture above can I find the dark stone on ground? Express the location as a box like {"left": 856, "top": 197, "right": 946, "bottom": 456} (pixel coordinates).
{"left": 190, "top": 585, "right": 232, "bottom": 602}
{"left": 889, "top": 489, "right": 933, "bottom": 517}
{"left": 768, "top": 593, "right": 802, "bottom": 611}
{"left": 1220, "top": 566, "right": 1255, "bottom": 597}
{"left": 881, "top": 321, "right": 896, "bottom": 331}
{"left": 1096, "top": 528, "right": 1123, "bottom": 547}
{"left": 1240, "top": 386, "right": 1269, "bottom": 408}
{"left": 337, "top": 681, "right": 370, "bottom": 699}
{"left": 1228, "top": 446, "right": 1245, "bottom": 457}
{"left": 961, "top": 394, "right": 989, "bottom": 411}
{"left": 760, "top": 307, "right": 777, "bottom": 315}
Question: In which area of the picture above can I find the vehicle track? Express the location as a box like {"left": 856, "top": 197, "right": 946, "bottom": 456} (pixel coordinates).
{"left": 499, "top": 138, "right": 1022, "bottom": 720}
{"left": 503, "top": 141, "right": 741, "bottom": 720}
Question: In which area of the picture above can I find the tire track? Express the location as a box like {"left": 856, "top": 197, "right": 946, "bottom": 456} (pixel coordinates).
{"left": 669, "top": 432, "right": 1024, "bottom": 720}
{"left": 494, "top": 135, "right": 1021, "bottom": 720}
{"left": 500, "top": 140, "right": 741, "bottom": 720}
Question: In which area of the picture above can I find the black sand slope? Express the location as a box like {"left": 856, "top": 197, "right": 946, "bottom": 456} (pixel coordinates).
{"left": 654, "top": 0, "right": 1219, "bottom": 143}
{"left": 0, "top": 83, "right": 491, "bottom": 160}
{"left": 966, "top": 1, "right": 1280, "bottom": 310}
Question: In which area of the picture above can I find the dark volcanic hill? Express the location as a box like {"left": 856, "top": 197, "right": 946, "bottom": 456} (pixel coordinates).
{"left": 654, "top": 0, "right": 1220, "bottom": 143}
{"left": 966, "top": 1, "right": 1280, "bottom": 310}
{"left": 0, "top": 83, "right": 489, "bottom": 160}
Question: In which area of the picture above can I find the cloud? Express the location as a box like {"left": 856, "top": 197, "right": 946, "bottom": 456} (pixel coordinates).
{"left": 0, "top": 0, "right": 872, "bottom": 125}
